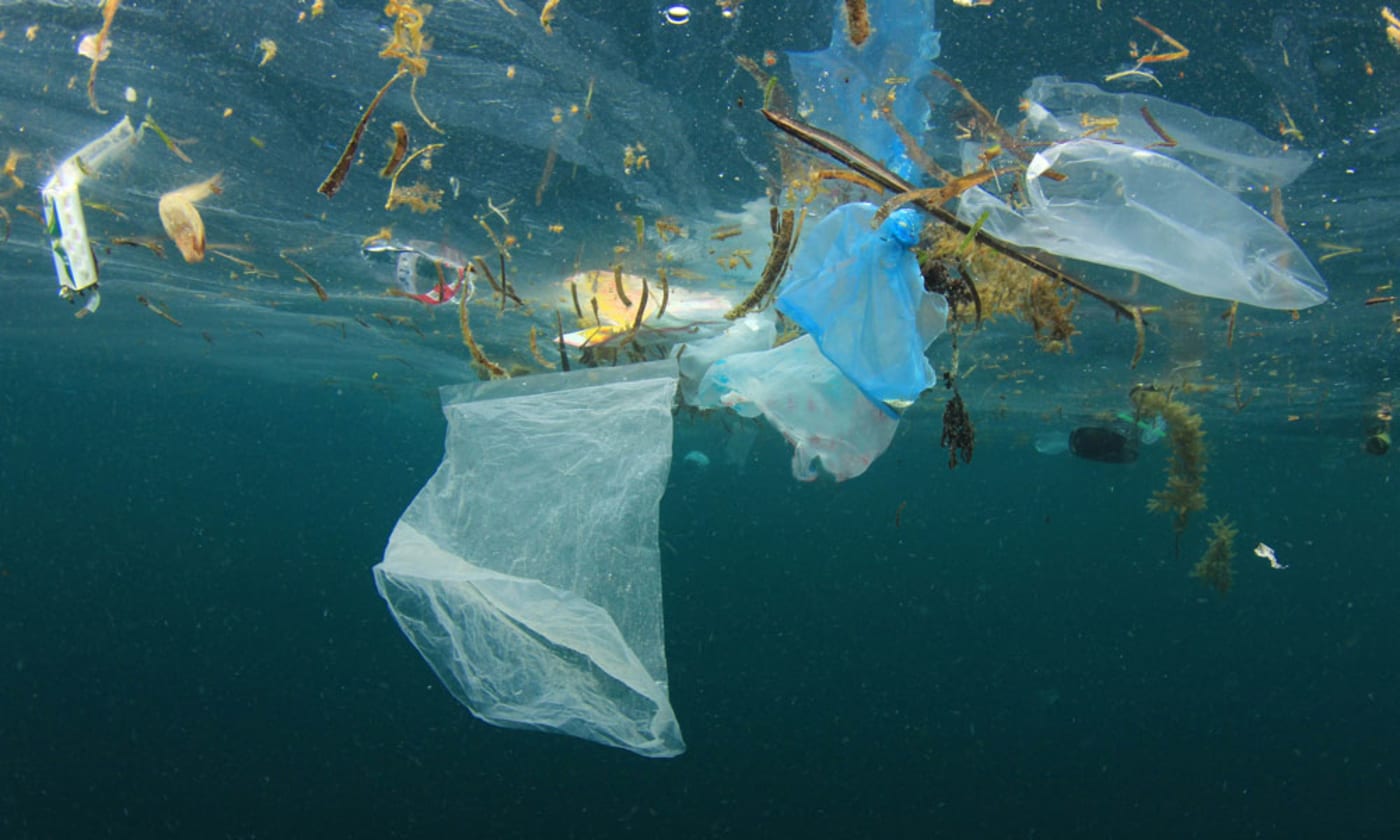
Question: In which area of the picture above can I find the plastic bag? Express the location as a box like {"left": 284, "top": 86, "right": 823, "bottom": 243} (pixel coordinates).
{"left": 957, "top": 139, "right": 1327, "bottom": 310}
{"left": 697, "top": 335, "right": 898, "bottom": 481}
{"left": 674, "top": 311, "right": 777, "bottom": 408}
{"left": 778, "top": 203, "right": 948, "bottom": 411}
{"left": 787, "top": 0, "right": 939, "bottom": 180}
{"left": 1021, "top": 76, "right": 1312, "bottom": 191}
{"left": 374, "top": 360, "right": 684, "bottom": 758}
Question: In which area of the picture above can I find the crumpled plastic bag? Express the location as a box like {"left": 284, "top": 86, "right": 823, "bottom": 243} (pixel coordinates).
{"left": 374, "top": 360, "right": 684, "bottom": 758}
{"left": 957, "top": 139, "right": 1327, "bottom": 310}
{"left": 696, "top": 335, "right": 898, "bottom": 482}
{"left": 674, "top": 311, "right": 777, "bottom": 408}
{"left": 1021, "top": 76, "right": 1313, "bottom": 192}
{"left": 778, "top": 203, "right": 949, "bottom": 412}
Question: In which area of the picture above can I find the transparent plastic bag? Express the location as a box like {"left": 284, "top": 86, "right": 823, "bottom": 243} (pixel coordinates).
{"left": 1022, "top": 76, "right": 1312, "bottom": 191}
{"left": 777, "top": 203, "right": 948, "bottom": 412}
{"left": 674, "top": 311, "right": 777, "bottom": 408}
{"left": 957, "top": 139, "right": 1327, "bottom": 310}
{"left": 374, "top": 360, "right": 684, "bottom": 758}
{"left": 696, "top": 335, "right": 898, "bottom": 482}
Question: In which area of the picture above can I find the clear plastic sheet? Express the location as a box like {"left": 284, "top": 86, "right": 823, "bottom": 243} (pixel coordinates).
{"left": 1021, "top": 76, "right": 1314, "bottom": 191}
{"left": 374, "top": 360, "right": 684, "bottom": 758}
{"left": 957, "top": 139, "right": 1328, "bottom": 310}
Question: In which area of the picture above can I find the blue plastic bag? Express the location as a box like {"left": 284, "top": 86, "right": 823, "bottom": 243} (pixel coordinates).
{"left": 777, "top": 203, "right": 948, "bottom": 412}
{"left": 787, "top": 0, "right": 939, "bottom": 181}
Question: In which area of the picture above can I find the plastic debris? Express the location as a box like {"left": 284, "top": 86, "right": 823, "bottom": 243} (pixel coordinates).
{"left": 957, "top": 139, "right": 1328, "bottom": 310}
{"left": 777, "top": 203, "right": 949, "bottom": 412}
{"left": 1021, "top": 76, "right": 1313, "bottom": 192}
{"left": 1254, "top": 542, "right": 1287, "bottom": 569}
{"left": 375, "top": 360, "right": 685, "bottom": 758}
{"left": 40, "top": 115, "right": 143, "bottom": 316}
{"left": 787, "top": 0, "right": 940, "bottom": 181}
{"left": 363, "top": 239, "right": 474, "bottom": 305}
{"left": 697, "top": 335, "right": 899, "bottom": 481}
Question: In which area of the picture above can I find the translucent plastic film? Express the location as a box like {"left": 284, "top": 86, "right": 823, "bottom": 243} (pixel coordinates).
{"left": 375, "top": 360, "right": 684, "bottom": 758}
{"left": 788, "top": 0, "right": 940, "bottom": 180}
{"left": 958, "top": 139, "right": 1328, "bottom": 310}
{"left": 697, "top": 335, "right": 899, "bottom": 482}
{"left": 1022, "top": 76, "right": 1313, "bottom": 191}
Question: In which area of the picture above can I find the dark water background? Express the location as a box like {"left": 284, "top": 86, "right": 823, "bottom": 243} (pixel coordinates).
{"left": 4, "top": 0, "right": 1400, "bottom": 837}
{"left": 4, "top": 338, "right": 1397, "bottom": 838}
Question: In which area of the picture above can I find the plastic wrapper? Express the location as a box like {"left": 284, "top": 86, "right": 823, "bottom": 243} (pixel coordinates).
{"left": 778, "top": 203, "right": 948, "bottom": 411}
{"left": 696, "top": 335, "right": 899, "bottom": 482}
{"left": 957, "top": 139, "right": 1327, "bottom": 310}
{"left": 1021, "top": 76, "right": 1313, "bottom": 191}
{"left": 375, "top": 360, "right": 684, "bottom": 758}
{"left": 39, "top": 116, "right": 143, "bottom": 315}
{"left": 364, "top": 239, "right": 474, "bottom": 305}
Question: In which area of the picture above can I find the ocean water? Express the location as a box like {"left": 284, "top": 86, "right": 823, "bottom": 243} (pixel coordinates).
{"left": 3, "top": 0, "right": 1399, "bottom": 837}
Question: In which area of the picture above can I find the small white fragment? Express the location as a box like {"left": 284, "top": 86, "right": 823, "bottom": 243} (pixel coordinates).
{"left": 663, "top": 5, "right": 691, "bottom": 26}
{"left": 124, "top": 86, "right": 137, "bottom": 103}
{"left": 1254, "top": 543, "right": 1287, "bottom": 570}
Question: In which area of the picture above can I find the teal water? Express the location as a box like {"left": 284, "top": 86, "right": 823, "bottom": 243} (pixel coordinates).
{"left": 3, "top": 0, "right": 1399, "bottom": 837}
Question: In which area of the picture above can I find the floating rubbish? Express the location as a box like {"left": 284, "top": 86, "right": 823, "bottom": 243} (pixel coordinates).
{"left": 40, "top": 115, "right": 143, "bottom": 317}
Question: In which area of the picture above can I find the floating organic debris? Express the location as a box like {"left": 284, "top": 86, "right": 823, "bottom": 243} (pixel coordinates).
{"left": 319, "top": 69, "right": 406, "bottom": 198}
{"left": 1132, "top": 385, "right": 1208, "bottom": 547}
{"left": 136, "top": 294, "right": 182, "bottom": 327}
{"left": 842, "top": 0, "right": 870, "bottom": 47}
{"left": 80, "top": 0, "right": 121, "bottom": 113}
{"left": 320, "top": 0, "right": 437, "bottom": 198}
{"left": 726, "top": 208, "right": 795, "bottom": 320}
{"left": 142, "top": 115, "right": 193, "bottom": 163}
{"left": 282, "top": 254, "right": 329, "bottom": 301}
{"left": 380, "top": 122, "right": 409, "bottom": 177}
{"left": 158, "top": 174, "right": 222, "bottom": 263}
{"left": 539, "top": 0, "right": 561, "bottom": 34}
{"left": 940, "top": 388, "right": 975, "bottom": 470}
{"left": 1192, "top": 516, "right": 1236, "bottom": 595}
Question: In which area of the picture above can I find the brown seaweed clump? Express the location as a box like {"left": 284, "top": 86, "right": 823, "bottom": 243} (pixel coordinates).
{"left": 1131, "top": 385, "right": 1207, "bottom": 538}
{"left": 1192, "top": 516, "right": 1237, "bottom": 595}
{"left": 923, "top": 225, "right": 1077, "bottom": 352}
{"left": 940, "top": 389, "right": 975, "bottom": 470}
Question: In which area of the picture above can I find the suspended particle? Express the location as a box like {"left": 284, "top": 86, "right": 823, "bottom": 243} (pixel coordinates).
{"left": 663, "top": 5, "right": 691, "bottom": 25}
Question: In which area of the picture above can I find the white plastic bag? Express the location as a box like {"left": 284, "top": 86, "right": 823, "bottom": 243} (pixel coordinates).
{"left": 673, "top": 311, "right": 777, "bottom": 409}
{"left": 958, "top": 139, "right": 1327, "bottom": 310}
{"left": 375, "top": 360, "right": 684, "bottom": 758}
